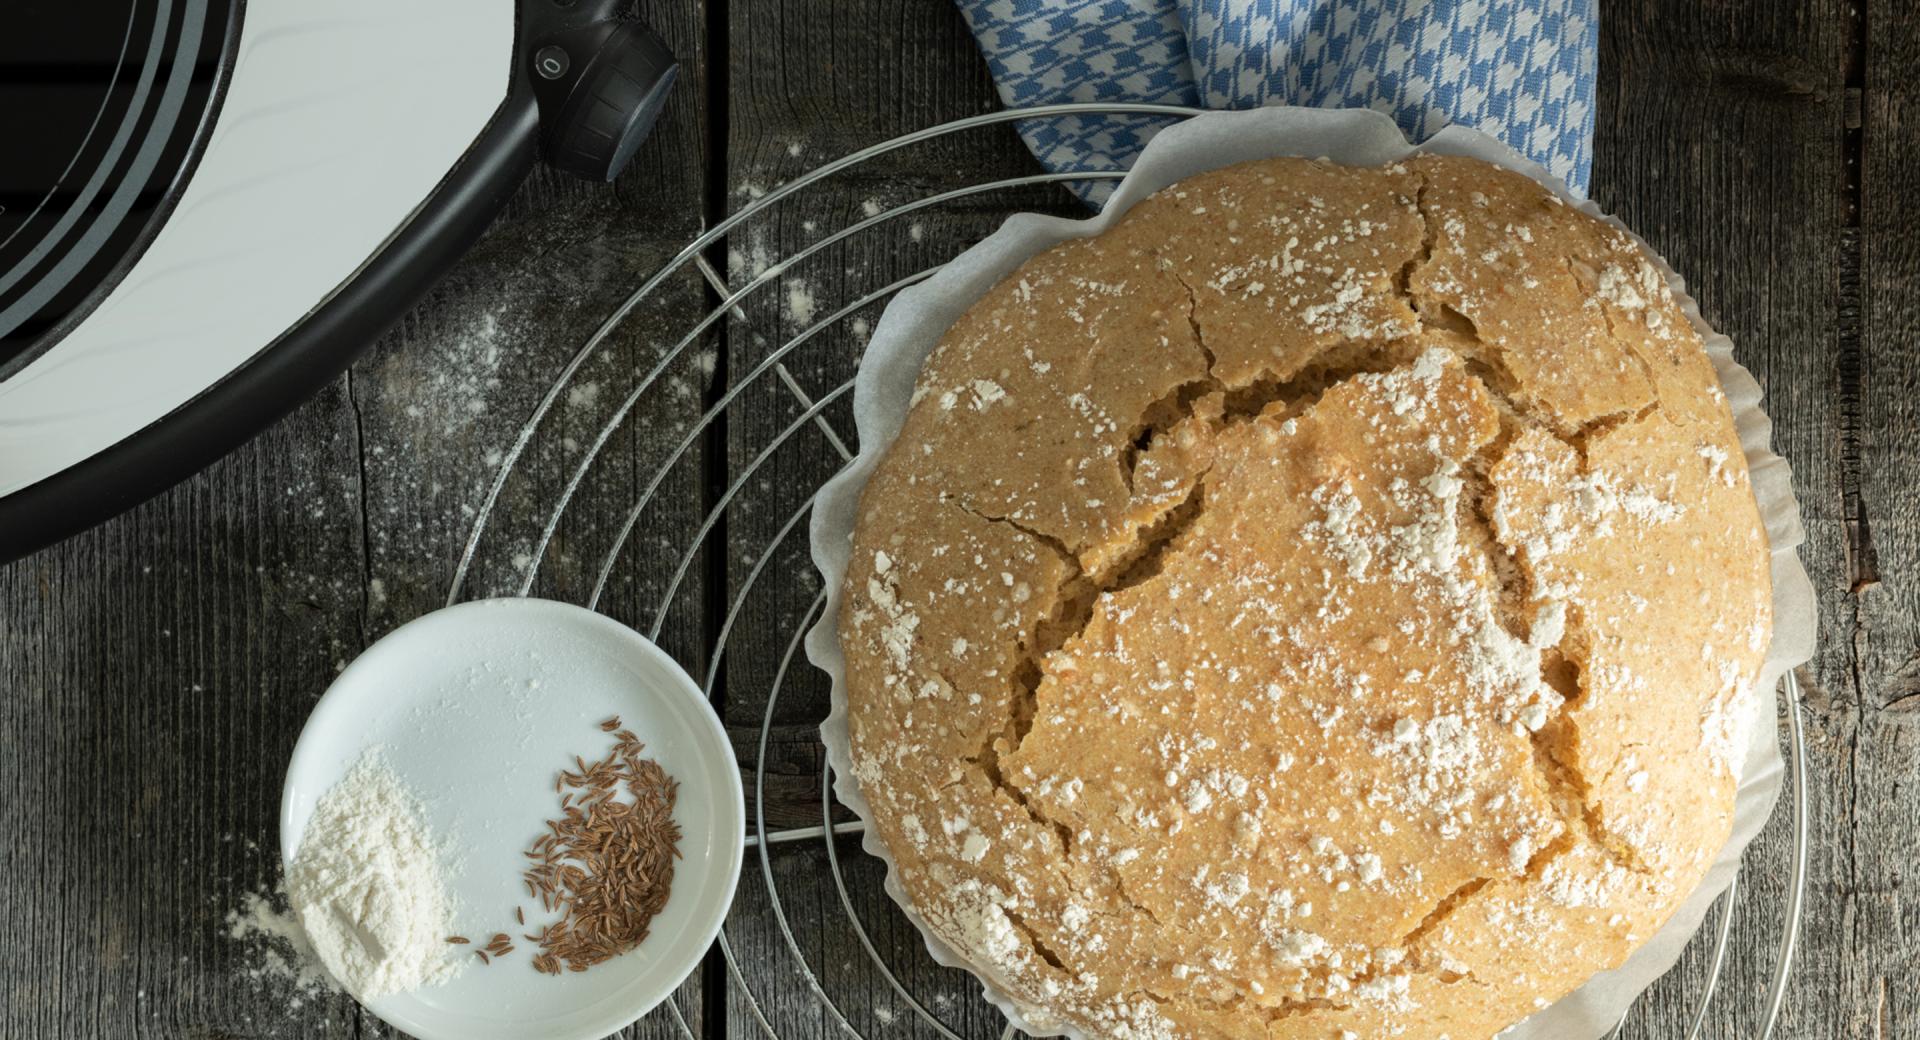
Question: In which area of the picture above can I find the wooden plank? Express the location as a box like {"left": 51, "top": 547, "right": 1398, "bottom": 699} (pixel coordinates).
{"left": 1844, "top": 2, "right": 1920, "bottom": 1038}
{"left": 0, "top": 1, "right": 713, "bottom": 1035}
{"left": 718, "top": 1, "right": 1082, "bottom": 1038}
{"left": 1591, "top": 2, "right": 1855, "bottom": 1038}
{"left": 0, "top": 379, "right": 371, "bottom": 1038}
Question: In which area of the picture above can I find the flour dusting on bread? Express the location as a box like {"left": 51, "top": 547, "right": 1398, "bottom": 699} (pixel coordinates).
{"left": 838, "top": 155, "right": 1771, "bottom": 1040}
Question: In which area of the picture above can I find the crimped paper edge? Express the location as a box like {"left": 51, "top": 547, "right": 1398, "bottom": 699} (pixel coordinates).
{"left": 802, "top": 106, "right": 1816, "bottom": 1040}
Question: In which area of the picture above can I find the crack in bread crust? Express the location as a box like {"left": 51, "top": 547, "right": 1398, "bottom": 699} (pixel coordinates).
{"left": 1399, "top": 876, "right": 1492, "bottom": 947}
{"left": 972, "top": 169, "right": 1636, "bottom": 1007}
{"left": 949, "top": 502, "right": 1088, "bottom": 860}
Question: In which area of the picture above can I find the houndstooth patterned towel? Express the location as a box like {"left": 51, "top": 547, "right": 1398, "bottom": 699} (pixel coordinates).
{"left": 956, "top": 0, "right": 1596, "bottom": 201}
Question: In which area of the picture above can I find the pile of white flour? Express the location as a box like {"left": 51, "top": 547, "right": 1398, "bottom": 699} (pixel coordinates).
{"left": 283, "top": 749, "right": 461, "bottom": 998}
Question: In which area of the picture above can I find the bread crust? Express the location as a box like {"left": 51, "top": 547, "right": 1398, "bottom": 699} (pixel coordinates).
{"left": 838, "top": 155, "right": 1771, "bottom": 1040}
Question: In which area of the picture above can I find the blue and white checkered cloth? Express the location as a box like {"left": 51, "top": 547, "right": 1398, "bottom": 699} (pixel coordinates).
{"left": 956, "top": 0, "right": 1596, "bottom": 201}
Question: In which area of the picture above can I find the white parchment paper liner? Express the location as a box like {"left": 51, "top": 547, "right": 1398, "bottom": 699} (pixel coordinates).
{"left": 804, "top": 107, "right": 1817, "bottom": 1039}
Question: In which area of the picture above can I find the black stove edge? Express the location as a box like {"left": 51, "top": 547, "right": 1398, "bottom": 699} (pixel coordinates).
{"left": 0, "top": 94, "right": 542, "bottom": 565}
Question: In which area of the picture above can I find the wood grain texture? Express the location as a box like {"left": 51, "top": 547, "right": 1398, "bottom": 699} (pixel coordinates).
{"left": 4, "top": 0, "right": 1918, "bottom": 1037}
{"left": 1844, "top": 3, "right": 1920, "bottom": 1039}
{"left": 1589, "top": 3, "right": 1857, "bottom": 1039}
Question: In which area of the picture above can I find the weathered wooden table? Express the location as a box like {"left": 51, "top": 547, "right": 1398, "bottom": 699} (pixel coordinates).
{"left": 2, "top": 1, "right": 1911, "bottom": 1037}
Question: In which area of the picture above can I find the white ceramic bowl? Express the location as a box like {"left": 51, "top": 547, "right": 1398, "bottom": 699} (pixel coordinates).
{"left": 281, "top": 597, "right": 743, "bottom": 1040}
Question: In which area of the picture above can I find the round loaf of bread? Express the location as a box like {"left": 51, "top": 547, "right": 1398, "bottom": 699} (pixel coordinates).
{"left": 837, "top": 154, "right": 1772, "bottom": 1039}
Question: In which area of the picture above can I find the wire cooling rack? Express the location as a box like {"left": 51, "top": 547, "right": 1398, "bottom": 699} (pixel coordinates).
{"left": 443, "top": 104, "right": 1810, "bottom": 1040}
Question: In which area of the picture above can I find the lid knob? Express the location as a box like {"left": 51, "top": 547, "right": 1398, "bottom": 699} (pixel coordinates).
{"left": 533, "top": 20, "right": 678, "bottom": 182}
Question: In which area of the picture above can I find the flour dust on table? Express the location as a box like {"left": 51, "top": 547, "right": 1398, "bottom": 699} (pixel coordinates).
{"left": 225, "top": 885, "right": 336, "bottom": 1006}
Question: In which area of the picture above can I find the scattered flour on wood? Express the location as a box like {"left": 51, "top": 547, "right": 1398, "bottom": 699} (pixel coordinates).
{"left": 567, "top": 382, "right": 602, "bottom": 410}
{"left": 226, "top": 884, "right": 335, "bottom": 1006}
{"left": 405, "top": 308, "right": 507, "bottom": 434}
{"left": 785, "top": 278, "right": 818, "bottom": 328}
{"left": 728, "top": 231, "right": 779, "bottom": 281}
